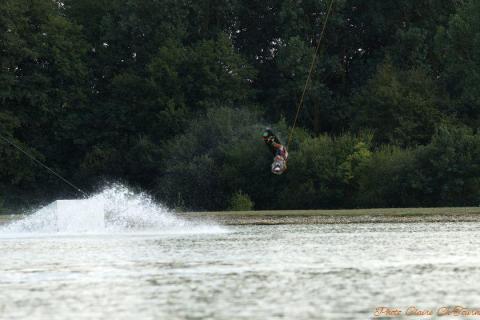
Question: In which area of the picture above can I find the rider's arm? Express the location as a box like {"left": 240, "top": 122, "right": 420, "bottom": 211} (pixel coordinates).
{"left": 271, "top": 142, "right": 282, "bottom": 149}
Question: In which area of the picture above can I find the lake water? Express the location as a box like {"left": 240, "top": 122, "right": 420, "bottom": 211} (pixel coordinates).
{"left": 2, "top": 221, "right": 480, "bottom": 320}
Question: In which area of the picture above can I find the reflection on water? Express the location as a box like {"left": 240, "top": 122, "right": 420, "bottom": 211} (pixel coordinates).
{"left": 1, "top": 223, "right": 480, "bottom": 319}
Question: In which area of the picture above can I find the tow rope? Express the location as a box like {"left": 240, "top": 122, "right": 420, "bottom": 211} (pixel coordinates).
{"left": 0, "top": 133, "right": 88, "bottom": 197}
{"left": 286, "top": 0, "right": 336, "bottom": 151}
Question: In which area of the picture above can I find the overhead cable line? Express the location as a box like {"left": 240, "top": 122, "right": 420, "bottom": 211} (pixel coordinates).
{"left": 0, "top": 133, "right": 88, "bottom": 197}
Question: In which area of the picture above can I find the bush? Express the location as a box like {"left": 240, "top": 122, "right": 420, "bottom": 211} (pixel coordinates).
{"left": 156, "top": 106, "right": 279, "bottom": 211}
{"left": 228, "top": 191, "right": 255, "bottom": 211}
{"left": 280, "top": 132, "right": 373, "bottom": 209}
{"left": 415, "top": 126, "right": 480, "bottom": 206}
{"left": 355, "top": 146, "right": 421, "bottom": 207}
{"left": 355, "top": 125, "right": 480, "bottom": 207}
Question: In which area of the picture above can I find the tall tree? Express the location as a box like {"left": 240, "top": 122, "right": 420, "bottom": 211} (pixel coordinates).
{"left": 353, "top": 61, "right": 443, "bottom": 146}
{"left": 436, "top": 0, "right": 480, "bottom": 128}
{"left": 0, "top": 0, "right": 88, "bottom": 205}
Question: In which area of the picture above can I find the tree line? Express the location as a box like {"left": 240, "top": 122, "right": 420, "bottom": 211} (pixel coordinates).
{"left": 1, "top": 0, "right": 479, "bottom": 211}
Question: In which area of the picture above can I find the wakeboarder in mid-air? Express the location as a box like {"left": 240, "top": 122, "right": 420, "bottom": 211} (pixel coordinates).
{"left": 262, "top": 128, "right": 288, "bottom": 175}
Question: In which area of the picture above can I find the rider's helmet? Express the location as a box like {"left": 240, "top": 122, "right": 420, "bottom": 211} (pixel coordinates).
{"left": 263, "top": 128, "right": 274, "bottom": 141}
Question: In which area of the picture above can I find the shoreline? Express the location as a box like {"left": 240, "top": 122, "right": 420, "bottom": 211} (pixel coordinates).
{"left": 182, "top": 207, "right": 480, "bottom": 225}
{"left": 2, "top": 207, "right": 480, "bottom": 226}
{"left": 182, "top": 214, "right": 480, "bottom": 225}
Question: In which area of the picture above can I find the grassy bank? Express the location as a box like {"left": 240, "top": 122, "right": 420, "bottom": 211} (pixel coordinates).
{"left": 187, "top": 207, "right": 480, "bottom": 217}
{"left": 2, "top": 207, "right": 480, "bottom": 227}
{"left": 182, "top": 207, "right": 480, "bottom": 225}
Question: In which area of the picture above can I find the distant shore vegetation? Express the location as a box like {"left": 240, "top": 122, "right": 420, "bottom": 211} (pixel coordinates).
{"left": 1, "top": 0, "right": 479, "bottom": 211}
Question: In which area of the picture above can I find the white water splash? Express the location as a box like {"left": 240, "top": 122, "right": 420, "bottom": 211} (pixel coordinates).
{"left": 0, "top": 184, "right": 226, "bottom": 235}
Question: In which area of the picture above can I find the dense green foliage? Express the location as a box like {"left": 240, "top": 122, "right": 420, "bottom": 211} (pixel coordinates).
{"left": 1, "top": 0, "right": 479, "bottom": 211}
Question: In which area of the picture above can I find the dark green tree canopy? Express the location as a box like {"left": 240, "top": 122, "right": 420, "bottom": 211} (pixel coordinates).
{"left": 1, "top": 0, "right": 479, "bottom": 211}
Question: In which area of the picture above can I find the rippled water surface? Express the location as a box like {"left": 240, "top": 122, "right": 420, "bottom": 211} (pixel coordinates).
{"left": 2, "top": 222, "right": 480, "bottom": 319}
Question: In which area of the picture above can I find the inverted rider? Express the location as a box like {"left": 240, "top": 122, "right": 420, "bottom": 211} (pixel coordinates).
{"left": 262, "top": 128, "right": 288, "bottom": 175}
